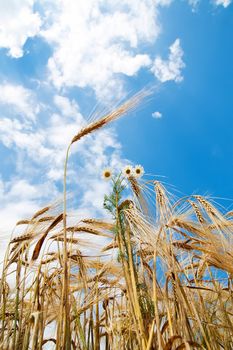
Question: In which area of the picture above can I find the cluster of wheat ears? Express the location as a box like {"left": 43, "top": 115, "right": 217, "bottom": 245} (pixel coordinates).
{"left": 0, "top": 91, "right": 233, "bottom": 350}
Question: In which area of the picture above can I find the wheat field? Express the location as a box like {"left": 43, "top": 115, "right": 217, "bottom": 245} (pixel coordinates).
{"left": 1, "top": 93, "right": 233, "bottom": 350}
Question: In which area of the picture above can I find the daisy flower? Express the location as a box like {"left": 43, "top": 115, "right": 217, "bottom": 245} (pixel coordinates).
{"left": 134, "top": 165, "right": 144, "bottom": 178}
{"left": 122, "top": 165, "right": 133, "bottom": 178}
{"left": 102, "top": 168, "right": 112, "bottom": 181}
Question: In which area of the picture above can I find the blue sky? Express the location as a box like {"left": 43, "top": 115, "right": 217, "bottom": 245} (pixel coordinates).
{"left": 0, "top": 0, "right": 233, "bottom": 240}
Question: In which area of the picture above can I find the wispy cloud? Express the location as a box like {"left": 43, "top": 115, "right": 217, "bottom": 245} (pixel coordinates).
{"left": 187, "top": 0, "right": 200, "bottom": 11}
{"left": 40, "top": 0, "right": 163, "bottom": 101}
{"left": 0, "top": 177, "right": 58, "bottom": 233}
{"left": 0, "top": 83, "right": 40, "bottom": 121}
{"left": 151, "top": 39, "right": 185, "bottom": 83}
{"left": 0, "top": 0, "right": 41, "bottom": 58}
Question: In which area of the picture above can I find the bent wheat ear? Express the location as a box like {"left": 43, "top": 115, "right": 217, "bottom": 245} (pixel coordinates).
{"left": 32, "top": 213, "right": 63, "bottom": 261}
{"left": 71, "top": 90, "right": 150, "bottom": 145}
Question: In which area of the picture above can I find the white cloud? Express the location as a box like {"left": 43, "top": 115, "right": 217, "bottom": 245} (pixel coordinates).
{"left": 40, "top": 0, "right": 160, "bottom": 101}
{"left": 0, "top": 0, "right": 41, "bottom": 58}
{"left": 54, "top": 95, "right": 80, "bottom": 117}
{"left": 0, "top": 91, "right": 84, "bottom": 169}
{"left": 152, "top": 111, "right": 162, "bottom": 119}
{"left": 0, "top": 117, "right": 52, "bottom": 161}
{"left": 151, "top": 38, "right": 185, "bottom": 83}
{"left": 0, "top": 1, "right": 189, "bottom": 101}
{"left": 0, "top": 83, "right": 40, "bottom": 121}
{"left": 0, "top": 177, "right": 58, "bottom": 234}
{"left": 214, "top": 0, "right": 231, "bottom": 7}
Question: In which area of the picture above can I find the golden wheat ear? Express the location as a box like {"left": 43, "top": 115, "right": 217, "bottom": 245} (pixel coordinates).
{"left": 31, "top": 213, "right": 63, "bottom": 261}
{"left": 70, "top": 89, "right": 151, "bottom": 144}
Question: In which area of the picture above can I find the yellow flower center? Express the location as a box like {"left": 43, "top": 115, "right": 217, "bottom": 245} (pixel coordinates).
{"left": 105, "top": 171, "right": 111, "bottom": 178}
{"left": 126, "top": 169, "right": 131, "bottom": 174}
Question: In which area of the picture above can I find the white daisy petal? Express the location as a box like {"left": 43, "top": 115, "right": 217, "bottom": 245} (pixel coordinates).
{"left": 122, "top": 165, "right": 133, "bottom": 178}
{"left": 102, "top": 168, "right": 112, "bottom": 181}
{"left": 134, "top": 165, "right": 144, "bottom": 178}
